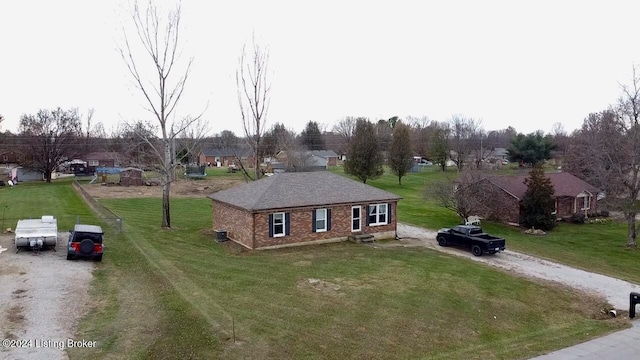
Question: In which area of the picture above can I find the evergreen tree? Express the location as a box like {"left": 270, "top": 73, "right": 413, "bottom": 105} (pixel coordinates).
{"left": 389, "top": 121, "right": 414, "bottom": 185}
{"left": 345, "top": 119, "right": 384, "bottom": 183}
{"left": 520, "top": 165, "right": 556, "bottom": 230}
{"left": 300, "top": 121, "right": 325, "bottom": 150}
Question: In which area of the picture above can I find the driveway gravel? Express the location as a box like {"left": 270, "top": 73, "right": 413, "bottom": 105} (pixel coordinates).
{"left": 0, "top": 233, "right": 94, "bottom": 360}
{"left": 394, "top": 223, "right": 640, "bottom": 310}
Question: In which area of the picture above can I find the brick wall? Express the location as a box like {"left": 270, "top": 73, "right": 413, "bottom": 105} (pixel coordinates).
{"left": 469, "top": 181, "right": 520, "bottom": 223}
{"left": 212, "top": 200, "right": 254, "bottom": 248}
{"left": 253, "top": 202, "right": 397, "bottom": 249}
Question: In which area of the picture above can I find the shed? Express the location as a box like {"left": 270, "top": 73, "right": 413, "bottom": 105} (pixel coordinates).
{"left": 119, "top": 167, "right": 144, "bottom": 186}
{"left": 10, "top": 167, "right": 44, "bottom": 182}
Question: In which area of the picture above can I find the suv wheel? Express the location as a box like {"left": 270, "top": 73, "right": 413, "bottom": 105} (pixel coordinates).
{"left": 94, "top": 254, "right": 103, "bottom": 262}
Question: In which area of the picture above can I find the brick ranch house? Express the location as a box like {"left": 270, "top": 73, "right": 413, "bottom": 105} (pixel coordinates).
{"left": 198, "top": 148, "right": 254, "bottom": 168}
{"left": 460, "top": 171, "right": 602, "bottom": 224}
{"left": 209, "top": 172, "right": 401, "bottom": 250}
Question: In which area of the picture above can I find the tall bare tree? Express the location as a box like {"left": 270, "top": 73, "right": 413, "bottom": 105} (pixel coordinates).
{"left": 448, "top": 115, "right": 480, "bottom": 171}
{"left": 332, "top": 116, "right": 359, "bottom": 155}
{"left": 120, "top": 0, "right": 205, "bottom": 228}
{"left": 237, "top": 37, "right": 271, "bottom": 181}
{"left": 19, "top": 108, "right": 82, "bottom": 182}
{"left": 567, "top": 70, "right": 640, "bottom": 247}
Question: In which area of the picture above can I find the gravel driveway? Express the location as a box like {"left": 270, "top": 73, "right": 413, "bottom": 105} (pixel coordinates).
{"left": 0, "top": 233, "right": 94, "bottom": 360}
{"left": 394, "top": 223, "right": 640, "bottom": 310}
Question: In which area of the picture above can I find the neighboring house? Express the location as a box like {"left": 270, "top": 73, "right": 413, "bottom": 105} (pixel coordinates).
{"left": 209, "top": 172, "right": 402, "bottom": 250}
{"left": 83, "top": 152, "right": 124, "bottom": 168}
{"left": 460, "top": 172, "right": 601, "bottom": 224}
{"left": 311, "top": 150, "right": 339, "bottom": 166}
{"left": 0, "top": 150, "right": 25, "bottom": 165}
{"left": 276, "top": 150, "right": 338, "bottom": 165}
{"left": 489, "top": 148, "right": 509, "bottom": 161}
{"left": 198, "top": 148, "right": 254, "bottom": 168}
{"left": 10, "top": 167, "right": 44, "bottom": 182}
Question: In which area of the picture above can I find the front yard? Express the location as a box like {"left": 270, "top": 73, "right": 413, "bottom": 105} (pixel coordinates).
{"left": 346, "top": 167, "right": 640, "bottom": 284}
{"left": 0, "top": 174, "right": 633, "bottom": 359}
{"left": 74, "top": 196, "right": 623, "bottom": 359}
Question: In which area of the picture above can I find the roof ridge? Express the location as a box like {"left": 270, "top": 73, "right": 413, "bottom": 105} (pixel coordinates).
{"left": 250, "top": 174, "right": 279, "bottom": 210}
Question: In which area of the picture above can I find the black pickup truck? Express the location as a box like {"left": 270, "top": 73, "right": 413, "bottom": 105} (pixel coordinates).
{"left": 436, "top": 225, "right": 505, "bottom": 256}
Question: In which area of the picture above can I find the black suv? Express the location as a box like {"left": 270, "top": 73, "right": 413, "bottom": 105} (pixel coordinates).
{"left": 67, "top": 224, "right": 104, "bottom": 261}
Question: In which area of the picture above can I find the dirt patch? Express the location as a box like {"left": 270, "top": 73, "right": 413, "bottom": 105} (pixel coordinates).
{"left": 6, "top": 305, "right": 25, "bottom": 325}
{"left": 297, "top": 278, "right": 344, "bottom": 296}
{"left": 82, "top": 177, "right": 245, "bottom": 199}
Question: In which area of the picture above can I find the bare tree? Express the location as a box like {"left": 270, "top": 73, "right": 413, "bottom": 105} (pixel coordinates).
{"left": 237, "top": 37, "right": 271, "bottom": 181}
{"left": 120, "top": 0, "right": 205, "bottom": 228}
{"left": 424, "top": 169, "right": 503, "bottom": 221}
{"left": 332, "top": 116, "right": 359, "bottom": 155}
{"left": 448, "top": 115, "right": 481, "bottom": 171}
{"left": 567, "top": 67, "right": 640, "bottom": 247}
{"left": 19, "top": 108, "right": 82, "bottom": 182}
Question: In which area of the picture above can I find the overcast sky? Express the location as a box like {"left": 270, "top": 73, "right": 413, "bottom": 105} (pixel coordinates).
{"left": 2, "top": 0, "right": 640, "bottom": 137}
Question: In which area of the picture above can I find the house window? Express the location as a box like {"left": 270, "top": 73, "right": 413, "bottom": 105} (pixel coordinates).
{"left": 583, "top": 196, "right": 591, "bottom": 210}
{"left": 368, "top": 203, "right": 388, "bottom": 226}
{"left": 273, "top": 212, "right": 285, "bottom": 237}
{"left": 352, "top": 206, "right": 361, "bottom": 232}
{"left": 2, "top": 155, "right": 7, "bottom": 162}
{"left": 552, "top": 199, "right": 557, "bottom": 215}
{"left": 315, "top": 209, "right": 327, "bottom": 232}
{"left": 88, "top": 160, "right": 99, "bottom": 166}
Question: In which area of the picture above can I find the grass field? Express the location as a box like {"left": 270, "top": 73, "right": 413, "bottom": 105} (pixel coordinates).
{"left": 0, "top": 175, "right": 631, "bottom": 359}
{"left": 339, "top": 167, "right": 640, "bottom": 284}
{"left": 77, "top": 194, "right": 625, "bottom": 358}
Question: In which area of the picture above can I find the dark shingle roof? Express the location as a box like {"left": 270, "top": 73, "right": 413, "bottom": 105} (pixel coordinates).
{"left": 312, "top": 150, "right": 338, "bottom": 158}
{"left": 485, "top": 172, "right": 601, "bottom": 199}
{"left": 209, "top": 172, "right": 401, "bottom": 211}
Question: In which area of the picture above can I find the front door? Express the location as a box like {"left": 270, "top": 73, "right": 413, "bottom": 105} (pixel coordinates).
{"left": 352, "top": 206, "right": 361, "bottom": 232}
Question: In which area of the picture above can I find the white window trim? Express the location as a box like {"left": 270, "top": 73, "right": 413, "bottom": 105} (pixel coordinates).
{"left": 351, "top": 206, "right": 361, "bottom": 232}
{"left": 273, "top": 212, "right": 285, "bottom": 238}
{"left": 368, "top": 203, "right": 388, "bottom": 226}
{"left": 88, "top": 160, "right": 99, "bottom": 166}
{"left": 551, "top": 198, "right": 557, "bottom": 215}
{"left": 315, "top": 209, "right": 327, "bottom": 232}
{"left": 576, "top": 194, "right": 591, "bottom": 211}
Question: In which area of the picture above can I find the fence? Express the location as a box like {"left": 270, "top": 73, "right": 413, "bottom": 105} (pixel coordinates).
{"left": 72, "top": 180, "right": 123, "bottom": 231}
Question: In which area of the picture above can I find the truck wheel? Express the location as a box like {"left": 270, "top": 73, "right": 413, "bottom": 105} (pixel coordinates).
{"left": 437, "top": 236, "right": 447, "bottom": 247}
{"left": 471, "top": 245, "right": 483, "bottom": 256}
{"left": 66, "top": 254, "right": 74, "bottom": 260}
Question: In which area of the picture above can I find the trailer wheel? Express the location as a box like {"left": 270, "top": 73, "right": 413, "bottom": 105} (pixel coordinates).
{"left": 437, "top": 236, "right": 447, "bottom": 247}
{"left": 79, "top": 239, "right": 94, "bottom": 255}
{"left": 471, "top": 245, "right": 483, "bottom": 256}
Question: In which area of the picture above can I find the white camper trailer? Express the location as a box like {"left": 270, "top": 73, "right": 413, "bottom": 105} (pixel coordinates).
{"left": 15, "top": 216, "right": 58, "bottom": 251}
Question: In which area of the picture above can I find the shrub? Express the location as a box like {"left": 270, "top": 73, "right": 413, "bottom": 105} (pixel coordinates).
{"left": 570, "top": 213, "right": 585, "bottom": 224}
{"left": 597, "top": 210, "right": 610, "bottom": 218}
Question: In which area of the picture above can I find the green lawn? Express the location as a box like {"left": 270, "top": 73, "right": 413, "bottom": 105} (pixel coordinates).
{"left": 73, "top": 195, "right": 623, "bottom": 359}
{"left": 338, "top": 167, "right": 640, "bottom": 284}
{"left": 2, "top": 178, "right": 630, "bottom": 359}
